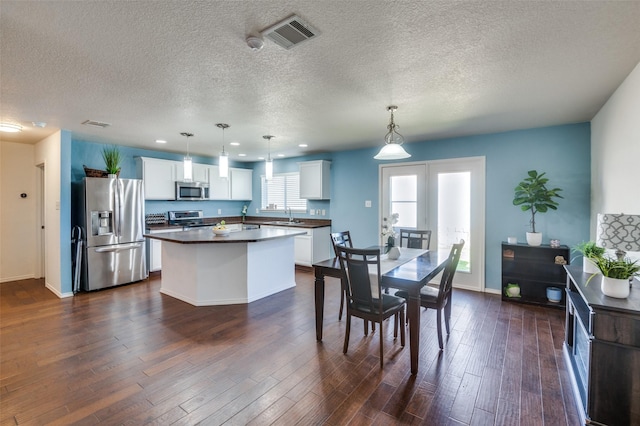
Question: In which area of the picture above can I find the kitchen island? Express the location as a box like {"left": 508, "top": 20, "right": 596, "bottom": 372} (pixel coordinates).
{"left": 145, "top": 228, "right": 306, "bottom": 306}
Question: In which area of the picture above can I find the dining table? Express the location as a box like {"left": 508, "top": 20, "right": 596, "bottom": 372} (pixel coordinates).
{"left": 313, "top": 248, "right": 449, "bottom": 374}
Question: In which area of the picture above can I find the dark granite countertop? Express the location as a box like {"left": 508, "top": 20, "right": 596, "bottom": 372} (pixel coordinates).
{"left": 144, "top": 227, "right": 306, "bottom": 244}
{"left": 146, "top": 216, "right": 331, "bottom": 231}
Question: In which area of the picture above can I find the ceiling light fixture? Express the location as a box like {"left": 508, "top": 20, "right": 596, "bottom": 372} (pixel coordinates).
{"left": 0, "top": 122, "right": 23, "bottom": 133}
{"left": 216, "top": 123, "right": 230, "bottom": 179}
{"left": 155, "top": 139, "right": 167, "bottom": 144}
{"left": 263, "top": 135, "right": 275, "bottom": 180}
{"left": 180, "top": 132, "right": 194, "bottom": 182}
{"left": 374, "top": 105, "right": 411, "bottom": 160}
{"left": 246, "top": 35, "right": 264, "bottom": 51}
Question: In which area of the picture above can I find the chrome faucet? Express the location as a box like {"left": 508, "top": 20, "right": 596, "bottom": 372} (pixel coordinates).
{"left": 287, "top": 207, "right": 294, "bottom": 222}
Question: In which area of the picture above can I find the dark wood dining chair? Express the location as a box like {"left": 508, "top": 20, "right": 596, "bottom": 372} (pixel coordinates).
{"left": 399, "top": 229, "right": 432, "bottom": 250}
{"left": 331, "top": 231, "right": 353, "bottom": 321}
{"left": 335, "top": 245, "right": 406, "bottom": 368}
{"left": 395, "top": 239, "right": 464, "bottom": 350}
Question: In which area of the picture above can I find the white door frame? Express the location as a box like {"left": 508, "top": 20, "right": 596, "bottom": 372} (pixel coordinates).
{"left": 379, "top": 157, "right": 485, "bottom": 291}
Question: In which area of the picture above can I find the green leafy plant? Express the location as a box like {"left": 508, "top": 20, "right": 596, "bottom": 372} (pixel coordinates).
{"left": 102, "top": 145, "right": 121, "bottom": 175}
{"left": 513, "top": 170, "right": 563, "bottom": 233}
{"left": 592, "top": 256, "right": 640, "bottom": 280}
{"left": 572, "top": 241, "right": 605, "bottom": 260}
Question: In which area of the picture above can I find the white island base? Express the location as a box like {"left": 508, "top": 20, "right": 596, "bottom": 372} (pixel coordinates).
{"left": 160, "top": 236, "right": 296, "bottom": 306}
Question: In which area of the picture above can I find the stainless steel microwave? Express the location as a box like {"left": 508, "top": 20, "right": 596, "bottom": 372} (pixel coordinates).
{"left": 175, "top": 181, "right": 209, "bottom": 200}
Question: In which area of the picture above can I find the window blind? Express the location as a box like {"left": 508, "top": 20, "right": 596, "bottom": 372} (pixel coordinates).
{"left": 261, "top": 172, "right": 307, "bottom": 211}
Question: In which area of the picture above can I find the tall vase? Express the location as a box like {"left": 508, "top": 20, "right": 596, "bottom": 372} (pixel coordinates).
{"left": 387, "top": 246, "right": 401, "bottom": 260}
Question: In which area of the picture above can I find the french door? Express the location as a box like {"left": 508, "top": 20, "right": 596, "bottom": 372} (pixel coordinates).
{"left": 380, "top": 157, "right": 485, "bottom": 291}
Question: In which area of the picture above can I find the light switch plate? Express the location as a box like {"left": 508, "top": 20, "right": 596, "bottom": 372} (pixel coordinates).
{"left": 321, "top": 209, "right": 326, "bottom": 216}
{"left": 365, "top": 200, "right": 372, "bottom": 207}
{"left": 310, "top": 209, "right": 315, "bottom": 216}
{"left": 217, "top": 209, "right": 222, "bottom": 214}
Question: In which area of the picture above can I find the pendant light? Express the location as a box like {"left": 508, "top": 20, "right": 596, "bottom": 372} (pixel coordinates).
{"left": 216, "top": 123, "right": 229, "bottom": 178}
{"left": 180, "top": 132, "right": 194, "bottom": 181}
{"left": 374, "top": 105, "right": 411, "bottom": 160}
{"left": 263, "top": 135, "right": 275, "bottom": 180}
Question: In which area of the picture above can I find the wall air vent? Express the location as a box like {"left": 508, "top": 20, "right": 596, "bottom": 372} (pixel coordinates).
{"left": 82, "top": 119, "right": 111, "bottom": 128}
{"left": 261, "top": 15, "right": 319, "bottom": 50}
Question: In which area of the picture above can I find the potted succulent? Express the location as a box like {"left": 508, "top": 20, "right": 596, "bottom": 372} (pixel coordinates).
{"left": 102, "top": 145, "right": 122, "bottom": 177}
{"left": 573, "top": 241, "right": 606, "bottom": 274}
{"left": 590, "top": 256, "right": 639, "bottom": 298}
{"left": 513, "top": 170, "right": 563, "bottom": 246}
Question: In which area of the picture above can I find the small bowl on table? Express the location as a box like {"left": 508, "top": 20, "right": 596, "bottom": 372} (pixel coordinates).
{"left": 212, "top": 228, "right": 230, "bottom": 236}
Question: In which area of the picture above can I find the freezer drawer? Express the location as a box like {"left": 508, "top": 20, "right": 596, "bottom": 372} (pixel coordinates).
{"left": 84, "top": 242, "right": 147, "bottom": 290}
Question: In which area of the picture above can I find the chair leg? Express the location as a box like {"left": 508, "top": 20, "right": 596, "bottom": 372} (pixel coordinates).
{"left": 379, "top": 321, "right": 384, "bottom": 368}
{"left": 436, "top": 308, "right": 444, "bottom": 350}
{"left": 399, "top": 308, "right": 406, "bottom": 347}
{"left": 444, "top": 300, "right": 452, "bottom": 334}
{"left": 393, "top": 313, "right": 398, "bottom": 338}
{"left": 343, "top": 314, "right": 351, "bottom": 354}
{"left": 364, "top": 319, "right": 368, "bottom": 336}
{"left": 338, "top": 286, "right": 344, "bottom": 321}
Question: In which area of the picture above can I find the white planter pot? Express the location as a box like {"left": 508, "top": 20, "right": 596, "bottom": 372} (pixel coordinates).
{"left": 526, "top": 232, "right": 542, "bottom": 246}
{"left": 601, "top": 276, "right": 630, "bottom": 298}
{"left": 583, "top": 257, "right": 600, "bottom": 274}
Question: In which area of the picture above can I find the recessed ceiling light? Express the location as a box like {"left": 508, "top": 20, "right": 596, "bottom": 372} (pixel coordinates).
{"left": 0, "top": 122, "right": 23, "bottom": 132}
{"left": 277, "top": 154, "right": 285, "bottom": 157}
{"left": 258, "top": 156, "right": 265, "bottom": 160}
{"left": 238, "top": 153, "right": 246, "bottom": 157}
{"left": 155, "top": 139, "right": 167, "bottom": 144}
{"left": 298, "top": 143, "right": 308, "bottom": 148}
{"left": 32, "top": 121, "right": 47, "bottom": 128}
{"left": 230, "top": 142, "right": 240, "bottom": 146}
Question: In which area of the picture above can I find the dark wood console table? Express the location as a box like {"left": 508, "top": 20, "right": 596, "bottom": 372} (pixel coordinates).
{"left": 563, "top": 264, "right": 640, "bottom": 425}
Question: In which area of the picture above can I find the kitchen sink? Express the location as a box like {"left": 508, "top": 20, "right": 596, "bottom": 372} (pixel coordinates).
{"left": 267, "top": 220, "right": 304, "bottom": 225}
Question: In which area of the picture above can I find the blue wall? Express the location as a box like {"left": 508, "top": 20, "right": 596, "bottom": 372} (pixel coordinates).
{"left": 70, "top": 122, "right": 591, "bottom": 292}
{"left": 328, "top": 123, "right": 591, "bottom": 291}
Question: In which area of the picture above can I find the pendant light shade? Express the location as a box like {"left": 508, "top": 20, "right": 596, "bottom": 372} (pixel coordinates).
{"left": 180, "top": 132, "right": 194, "bottom": 181}
{"left": 216, "top": 123, "right": 230, "bottom": 178}
{"left": 263, "top": 135, "right": 275, "bottom": 180}
{"left": 374, "top": 106, "right": 411, "bottom": 160}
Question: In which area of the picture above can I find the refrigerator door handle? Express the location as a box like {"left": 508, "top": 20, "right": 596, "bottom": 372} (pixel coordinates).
{"left": 114, "top": 178, "right": 123, "bottom": 238}
{"left": 94, "top": 242, "right": 143, "bottom": 253}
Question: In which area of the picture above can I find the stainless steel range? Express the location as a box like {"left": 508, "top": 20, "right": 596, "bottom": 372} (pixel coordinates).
{"left": 168, "top": 210, "right": 211, "bottom": 229}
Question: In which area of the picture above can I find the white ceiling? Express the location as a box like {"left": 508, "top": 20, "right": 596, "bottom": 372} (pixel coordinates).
{"left": 2, "top": 1, "right": 640, "bottom": 161}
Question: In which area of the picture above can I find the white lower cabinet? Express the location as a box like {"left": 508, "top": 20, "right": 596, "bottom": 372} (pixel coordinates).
{"left": 147, "top": 228, "right": 179, "bottom": 272}
{"left": 261, "top": 225, "right": 331, "bottom": 266}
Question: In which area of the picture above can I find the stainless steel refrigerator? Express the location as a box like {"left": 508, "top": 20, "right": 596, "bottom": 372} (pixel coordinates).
{"left": 77, "top": 177, "right": 147, "bottom": 290}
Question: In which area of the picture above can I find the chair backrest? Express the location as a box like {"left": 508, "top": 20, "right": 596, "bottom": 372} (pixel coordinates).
{"left": 331, "top": 231, "right": 353, "bottom": 256}
{"left": 335, "top": 245, "right": 381, "bottom": 312}
{"left": 399, "top": 229, "right": 432, "bottom": 250}
{"left": 437, "top": 239, "right": 465, "bottom": 304}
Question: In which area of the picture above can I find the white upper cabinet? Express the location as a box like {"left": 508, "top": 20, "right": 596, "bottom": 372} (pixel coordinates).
{"left": 207, "top": 165, "right": 231, "bottom": 200}
{"left": 137, "top": 157, "right": 252, "bottom": 201}
{"left": 299, "top": 160, "right": 331, "bottom": 199}
{"left": 137, "top": 157, "right": 177, "bottom": 200}
{"left": 175, "top": 162, "right": 209, "bottom": 183}
{"left": 230, "top": 168, "right": 253, "bottom": 200}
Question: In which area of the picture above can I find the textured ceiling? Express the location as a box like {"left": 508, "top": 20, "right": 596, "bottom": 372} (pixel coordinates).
{"left": 1, "top": 1, "right": 640, "bottom": 161}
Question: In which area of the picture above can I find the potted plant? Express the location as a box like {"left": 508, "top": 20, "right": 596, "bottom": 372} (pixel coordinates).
{"left": 590, "top": 256, "right": 639, "bottom": 298}
{"left": 513, "top": 170, "right": 563, "bottom": 246}
{"left": 102, "top": 145, "right": 122, "bottom": 177}
{"left": 573, "top": 241, "right": 605, "bottom": 273}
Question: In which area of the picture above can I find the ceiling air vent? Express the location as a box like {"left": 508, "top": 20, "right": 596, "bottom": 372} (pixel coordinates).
{"left": 261, "top": 15, "right": 319, "bottom": 50}
{"left": 82, "top": 119, "right": 111, "bottom": 128}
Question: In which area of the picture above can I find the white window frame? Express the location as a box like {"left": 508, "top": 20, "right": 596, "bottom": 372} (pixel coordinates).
{"left": 260, "top": 172, "right": 308, "bottom": 212}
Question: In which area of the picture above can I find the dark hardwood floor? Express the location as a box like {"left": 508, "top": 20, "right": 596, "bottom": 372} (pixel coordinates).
{"left": 0, "top": 271, "right": 580, "bottom": 425}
